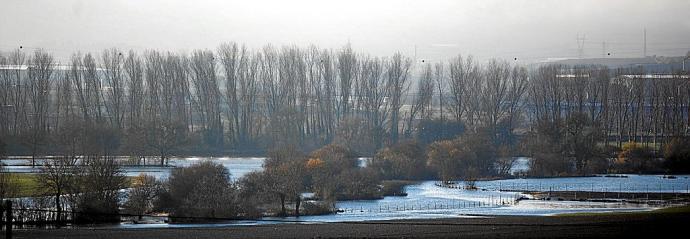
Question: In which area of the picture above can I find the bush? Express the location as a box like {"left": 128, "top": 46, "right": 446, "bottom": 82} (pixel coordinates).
{"left": 371, "top": 141, "right": 429, "bottom": 180}
{"left": 526, "top": 120, "right": 573, "bottom": 177}
{"left": 302, "top": 201, "right": 335, "bottom": 216}
{"left": 308, "top": 144, "right": 359, "bottom": 199}
{"left": 160, "top": 161, "right": 239, "bottom": 221}
{"left": 236, "top": 171, "right": 269, "bottom": 218}
{"left": 124, "top": 174, "right": 163, "bottom": 218}
{"left": 335, "top": 168, "right": 382, "bottom": 200}
{"left": 426, "top": 140, "right": 460, "bottom": 182}
{"left": 615, "top": 142, "right": 660, "bottom": 173}
{"left": 305, "top": 144, "right": 383, "bottom": 201}
{"left": 663, "top": 137, "right": 690, "bottom": 173}
{"left": 381, "top": 180, "right": 411, "bottom": 196}
{"left": 72, "top": 157, "right": 127, "bottom": 223}
{"left": 427, "top": 131, "right": 497, "bottom": 181}
{"left": 308, "top": 144, "right": 358, "bottom": 173}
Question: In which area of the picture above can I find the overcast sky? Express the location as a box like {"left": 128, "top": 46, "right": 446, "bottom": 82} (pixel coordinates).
{"left": 1, "top": 0, "right": 689, "bottom": 63}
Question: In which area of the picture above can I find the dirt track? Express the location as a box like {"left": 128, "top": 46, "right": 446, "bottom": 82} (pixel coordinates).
{"left": 11, "top": 210, "right": 689, "bottom": 239}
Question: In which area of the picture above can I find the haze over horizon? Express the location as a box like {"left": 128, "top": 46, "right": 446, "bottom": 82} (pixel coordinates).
{"left": 2, "top": 0, "right": 689, "bottom": 63}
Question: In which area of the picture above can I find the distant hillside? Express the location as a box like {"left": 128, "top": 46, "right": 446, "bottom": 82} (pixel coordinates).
{"left": 535, "top": 55, "right": 689, "bottom": 73}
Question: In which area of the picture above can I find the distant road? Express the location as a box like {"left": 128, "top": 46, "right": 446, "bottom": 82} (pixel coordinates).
{"left": 15, "top": 207, "right": 690, "bottom": 238}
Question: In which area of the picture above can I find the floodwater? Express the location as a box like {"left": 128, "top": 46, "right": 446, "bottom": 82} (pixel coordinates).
{"left": 3, "top": 157, "right": 688, "bottom": 228}
{"left": 477, "top": 174, "right": 690, "bottom": 193}
{"left": 118, "top": 173, "right": 687, "bottom": 228}
{"left": 1, "top": 157, "right": 265, "bottom": 180}
{"left": 117, "top": 180, "right": 667, "bottom": 229}
{"left": 2, "top": 156, "right": 373, "bottom": 180}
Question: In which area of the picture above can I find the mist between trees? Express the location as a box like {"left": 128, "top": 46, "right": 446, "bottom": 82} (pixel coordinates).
{"left": 0, "top": 43, "right": 689, "bottom": 174}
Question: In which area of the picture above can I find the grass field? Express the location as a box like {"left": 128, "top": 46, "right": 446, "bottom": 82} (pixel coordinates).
{"left": 4, "top": 173, "right": 44, "bottom": 197}
{"left": 3, "top": 173, "right": 137, "bottom": 198}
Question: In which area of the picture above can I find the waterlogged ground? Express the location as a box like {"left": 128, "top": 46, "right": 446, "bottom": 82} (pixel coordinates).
{"left": 117, "top": 181, "right": 663, "bottom": 229}
{"left": 478, "top": 174, "right": 690, "bottom": 193}
{"left": 1, "top": 157, "right": 266, "bottom": 180}
{"left": 3, "top": 157, "right": 689, "bottom": 228}
{"left": 301, "top": 181, "right": 661, "bottom": 222}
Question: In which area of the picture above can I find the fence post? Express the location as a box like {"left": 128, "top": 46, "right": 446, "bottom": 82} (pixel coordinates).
{"left": 5, "top": 200, "right": 11, "bottom": 239}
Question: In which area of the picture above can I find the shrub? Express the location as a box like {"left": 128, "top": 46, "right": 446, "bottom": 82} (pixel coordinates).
{"left": 381, "top": 180, "right": 411, "bottom": 196}
{"left": 302, "top": 200, "right": 335, "bottom": 215}
{"left": 526, "top": 120, "right": 573, "bottom": 177}
{"left": 663, "top": 137, "right": 690, "bottom": 173}
{"left": 160, "top": 161, "right": 239, "bottom": 221}
{"left": 615, "top": 142, "right": 659, "bottom": 173}
{"left": 426, "top": 140, "right": 460, "bottom": 182}
{"left": 371, "top": 141, "right": 429, "bottom": 180}
{"left": 124, "top": 174, "right": 163, "bottom": 219}
{"left": 308, "top": 144, "right": 359, "bottom": 199}
{"left": 236, "top": 171, "right": 269, "bottom": 218}
{"left": 335, "top": 168, "right": 382, "bottom": 200}
{"left": 427, "top": 131, "right": 497, "bottom": 182}
{"left": 72, "top": 157, "right": 127, "bottom": 223}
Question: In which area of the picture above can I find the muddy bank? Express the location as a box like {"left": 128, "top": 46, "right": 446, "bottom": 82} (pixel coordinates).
{"left": 14, "top": 207, "right": 690, "bottom": 239}
{"left": 520, "top": 190, "right": 690, "bottom": 203}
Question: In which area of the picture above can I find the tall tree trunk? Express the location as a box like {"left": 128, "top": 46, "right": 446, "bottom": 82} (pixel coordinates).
{"left": 55, "top": 191, "right": 61, "bottom": 223}
{"left": 294, "top": 196, "right": 301, "bottom": 217}
{"left": 279, "top": 194, "right": 286, "bottom": 217}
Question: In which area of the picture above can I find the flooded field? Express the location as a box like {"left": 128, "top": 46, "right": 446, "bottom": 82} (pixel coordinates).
{"left": 1, "top": 157, "right": 265, "bottom": 180}
{"left": 3, "top": 157, "right": 689, "bottom": 228}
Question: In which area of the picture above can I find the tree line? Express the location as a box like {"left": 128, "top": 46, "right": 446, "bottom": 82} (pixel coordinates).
{"left": 1, "top": 44, "right": 416, "bottom": 164}
{"left": 0, "top": 44, "right": 689, "bottom": 173}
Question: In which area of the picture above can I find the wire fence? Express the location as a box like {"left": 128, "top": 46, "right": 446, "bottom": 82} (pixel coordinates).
{"left": 336, "top": 197, "right": 519, "bottom": 214}
{"left": 437, "top": 181, "right": 690, "bottom": 194}
{"left": 0, "top": 193, "right": 522, "bottom": 230}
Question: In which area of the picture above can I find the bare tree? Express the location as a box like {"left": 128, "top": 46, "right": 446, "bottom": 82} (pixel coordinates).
{"left": 101, "top": 48, "right": 126, "bottom": 129}
{"left": 7, "top": 49, "right": 28, "bottom": 136}
{"left": 505, "top": 64, "right": 529, "bottom": 138}
{"left": 336, "top": 44, "right": 357, "bottom": 120}
{"left": 405, "top": 63, "right": 434, "bottom": 137}
{"left": 386, "top": 53, "right": 412, "bottom": 143}
{"left": 356, "top": 56, "right": 389, "bottom": 150}
{"left": 38, "top": 156, "right": 77, "bottom": 222}
{"left": 481, "top": 59, "right": 510, "bottom": 134}
{"left": 434, "top": 62, "right": 445, "bottom": 122}
{"left": 448, "top": 55, "right": 481, "bottom": 125}
{"left": 190, "top": 50, "right": 223, "bottom": 148}
{"left": 0, "top": 52, "right": 9, "bottom": 137}
{"left": 124, "top": 50, "right": 144, "bottom": 129}
{"left": 316, "top": 49, "right": 337, "bottom": 142}
{"left": 218, "top": 42, "right": 244, "bottom": 145}
{"left": 26, "top": 49, "right": 54, "bottom": 167}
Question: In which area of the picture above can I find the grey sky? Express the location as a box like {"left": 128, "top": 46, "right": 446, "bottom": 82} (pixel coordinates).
{"left": 1, "top": 0, "right": 689, "bottom": 63}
